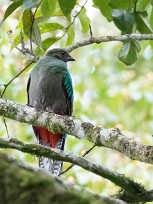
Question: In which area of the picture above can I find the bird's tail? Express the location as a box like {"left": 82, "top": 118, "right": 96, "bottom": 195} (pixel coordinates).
{"left": 33, "top": 126, "right": 65, "bottom": 176}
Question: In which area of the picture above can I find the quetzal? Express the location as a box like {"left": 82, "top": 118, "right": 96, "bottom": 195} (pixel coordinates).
{"left": 27, "top": 48, "right": 75, "bottom": 176}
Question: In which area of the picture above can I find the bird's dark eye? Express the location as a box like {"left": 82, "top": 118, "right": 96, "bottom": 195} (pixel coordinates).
{"left": 62, "top": 51, "right": 66, "bottom": 55}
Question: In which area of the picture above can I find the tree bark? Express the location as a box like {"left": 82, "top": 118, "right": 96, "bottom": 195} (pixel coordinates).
{"left": 0, "top": 98, "right": 153, "bottom": 165}
{"left": 0, "top": 138, "right": 145, "bottom": 195}
{"left": 0, "top": 152, "right": 125, "bottom": 204}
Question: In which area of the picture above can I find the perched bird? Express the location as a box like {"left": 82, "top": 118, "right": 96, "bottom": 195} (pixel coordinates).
{"left": 27, "top": 48, "right": 75, "bottom": 176}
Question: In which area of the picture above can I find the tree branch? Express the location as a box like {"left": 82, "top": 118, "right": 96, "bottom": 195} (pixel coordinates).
{"left": 0, "top": 138, "right": 153, "bottom": 203}
{"left": 0, "top": 152, "right": 125, "bottom": 204}
{"left": 0, "top": 98, "right": 153, "bottom": 165}
{"left": 60, "top": 144, "right": 96, "bottom": 176}
{"left": 0, "top": 138, "right": 143, "bottom": 194}
{"left": 66, "top": 34, "right": 153, "bottom": 52}
{"left": 7, "top": 30, "right": 38, "bottom": 62}
{"left": 9, "top": 34, "right": 153, "bottom": 62}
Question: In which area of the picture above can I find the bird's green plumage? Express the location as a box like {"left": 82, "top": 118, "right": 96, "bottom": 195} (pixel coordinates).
{"left": 28, "top": 56, "right": 73, "bottom": 115}
{"left": 64, "top": 73, "right": 74, "bottom": 101}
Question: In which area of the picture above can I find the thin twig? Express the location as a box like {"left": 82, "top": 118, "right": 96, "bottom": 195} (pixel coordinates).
{"left": 60, "top": 144, "right": 96, "bottom": 176}
{"left": 2, "top": 33, "right": 33, "bottom": 137}
{"left": 89, "top": 24, "right": 93, "bottom": 37}
{"left": 20, "top": 30, "right": 25, "bottom": 49}
{"left": 29, "top": 1, "right": 42, "bottom": 54}
{"left": 0, "top": 62, "right": 33, "bottom": 138}
{"left": 7, "top": 30, "right": 23, "bottom": 53}
{"left": 20, "top": 30, "right": 32, "bottom": 55}
{"left": 3, "top": 118, "right": 9, "bottom": 138}
{"left": 29, "top": 10, "right": 34, "bottom": 54}
{"left": 30, "top": 8, "right": 39, "bottom": 54}
{"left": 66, "top": 0, "right": 89, "bottom": 31}
{"left": 58, "top": 0, "right": 89, "bottom": 42}
{"left": 7, "top": 29, "right": 37, "bottom": 62}
{"left": 1, "top": 62, "right": 33, "bottom": 98}
{"left": 3, "top": 29, "right": 34, "bottom": 138}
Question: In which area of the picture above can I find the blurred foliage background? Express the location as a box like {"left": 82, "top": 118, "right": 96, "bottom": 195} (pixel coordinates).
{"left": 0, "top": 0, "right": 153, "bottom": 197}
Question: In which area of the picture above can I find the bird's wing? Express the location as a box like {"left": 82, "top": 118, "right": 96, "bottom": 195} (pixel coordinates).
{"left": 63, "top": 72, "right": 74, "bottom": 116}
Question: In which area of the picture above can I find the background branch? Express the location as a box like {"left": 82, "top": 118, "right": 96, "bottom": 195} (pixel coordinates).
{"left": 0, "top": 98, "right": 152, "bottom": 165}
{"left": 6, "top": 34, "right": 153, "bottom": 63}
{"left": 66, "top": 34, "right": 153, "bottom": 53}
{"left": 60, "top": 144, "right": 96, "bottom": 176}
{"left": 0, "top": 152, "right": 125, "bottom": 204}
{"left": 7, "top": 30, "right": 38, "bottom": 62}
{"left": 0, "top": 137, "right": 153, "bottom": 203}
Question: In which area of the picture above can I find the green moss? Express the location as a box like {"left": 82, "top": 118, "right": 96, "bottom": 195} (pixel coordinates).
{"left": 0, "top": 153, "right": 97, "bottom": 204}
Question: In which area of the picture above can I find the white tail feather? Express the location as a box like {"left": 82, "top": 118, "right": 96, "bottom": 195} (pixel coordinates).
{"left": 39, "top": 136, "right": 65, "bottom": 176}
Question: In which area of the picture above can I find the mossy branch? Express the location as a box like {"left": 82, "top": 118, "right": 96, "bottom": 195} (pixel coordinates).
{"left": 0, "top": 138, "right": 153, "bottom": 203}
{"left": 0, "top": 152, "right": 126, "bottom": 204}
{"left": 0, "top": 138, "right": 144, "bottom": 194}
{"left": 0, "top": 98, "right": 153, "bottom": 165}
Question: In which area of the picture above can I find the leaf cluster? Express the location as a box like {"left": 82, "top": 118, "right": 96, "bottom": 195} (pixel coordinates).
{"left": 2, "top": 0, "right": 153, "bottom": 65}
{"left": 93, "top": 0, "right": 153, "bottom": 65}
{"left": 1, "top": 0, "right": 90, "bottom": 55}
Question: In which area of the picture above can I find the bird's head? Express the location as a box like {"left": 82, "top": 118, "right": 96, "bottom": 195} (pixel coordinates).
{"left": 45, "top": 49, "right": 75, "bottom": 62}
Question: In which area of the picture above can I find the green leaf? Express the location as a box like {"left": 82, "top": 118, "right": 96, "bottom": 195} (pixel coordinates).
{"left": 79, "top": 7, "right": 90, "bottom": 33}
{"left": 58, "top": 0, "right": 76, "bottom": 16}
{"left": 109, "top": 0, "right": 133, "bottom": 10}
{"left": 22, "top": 10, "right": 32, "bottom": 37}
{"left": 136, "top": 0, "right": 151, "bottom": 11}
{"left": 42, "top": 37, "right": 59, "bottom": 51}
{"left": 39, "top": 23, "right": 64, "bottom": 33}
{"left": 93, "top": 0, "right": 112, "bottom": 21}
{"left": 149, "top": 6, "right": 153, "bottom": 29}
{"left": 118, "top": 40, "right": 141, "bottom": 65}
{"left": 52, "top": 3, "right": 64, "bottom": 16}
{"left": 136, "top": 13, "right": 153, "bottom": 33}
{"left": 10, "top": 31, "right": 28, "bottom": 50}
{"left": 32, "top": 22, "right": 42, "bottom": 47}
{"left": 22, "top": 0, "right": 38, "bottom": 10}
{"left": 16, "top": 15, "right": 23, "bottom": 29}
{"left": 22, "top": 10, "right": 42, "bottom": 47}
{"left": 112, "top": 9, "right": 135, "bottom": 33}
{"left": 66, "top": 26, "right": 75, "bottom": 46}
{"left": 1, "top": 0, "right": 23, "bottom": 24}
{"left": 34, "top": 47, "right": 44, "bottom": 56}
{"left": 12, "top": 33, "right": 21, "bottom": 48}
{"left": 41, "top": 0, "right": 57, "bottom": 17}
